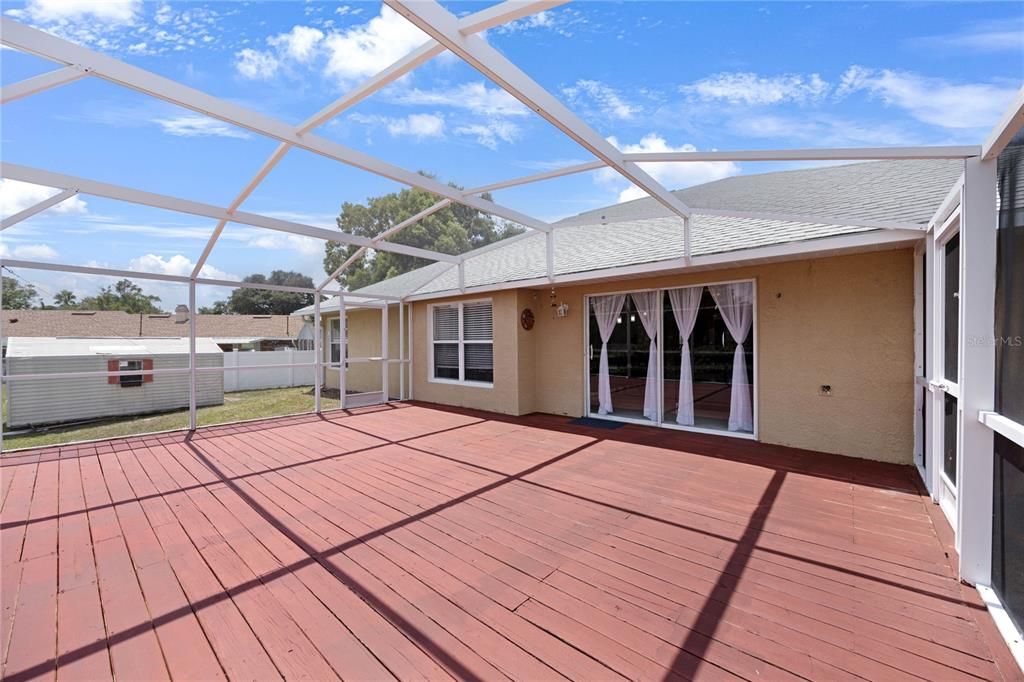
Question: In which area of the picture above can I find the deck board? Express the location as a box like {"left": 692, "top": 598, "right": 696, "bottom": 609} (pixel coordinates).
{"left": 1, "top": 402, "right": 1018, "bottom": 681}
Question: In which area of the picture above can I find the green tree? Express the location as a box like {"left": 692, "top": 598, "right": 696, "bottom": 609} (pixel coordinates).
{"left": 206, "top": 271, "right": 314, "bottom": 315}
{"left": 198, "top": 300, "right": 229, "bottom": 315}
{"left": 323, "top": 182, "right": 523, "bottom": 290}
{"left": 53, "top": 289, "right": 78, "bottom": 309}
{"left": 1, "top": 276, "right": 38, "bottom": 309}
{"left": 79, "top": 279, "right": 163, "bottom": 314}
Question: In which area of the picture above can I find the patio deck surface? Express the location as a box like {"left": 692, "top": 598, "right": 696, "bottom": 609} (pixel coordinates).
{"left": 1, "top": 402, "right": 1018, "bottom": 681}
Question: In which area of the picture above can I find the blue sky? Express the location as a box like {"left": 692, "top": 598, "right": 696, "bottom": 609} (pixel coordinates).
{"left": 0, "top": 0, "right": 1021, "bottom": 309}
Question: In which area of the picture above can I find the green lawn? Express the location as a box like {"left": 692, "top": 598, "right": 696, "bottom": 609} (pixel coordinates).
{"left": 4, "top": 386, "right": 321, "bottom": 451}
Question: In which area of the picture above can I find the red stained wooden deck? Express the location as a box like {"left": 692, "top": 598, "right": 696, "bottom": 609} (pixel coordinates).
{"left": 1, "top": 402, "right": 1018, "bottom": 681}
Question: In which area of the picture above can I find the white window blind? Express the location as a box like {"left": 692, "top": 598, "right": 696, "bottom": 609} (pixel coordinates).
{"left": 430, "top": 300, "right": 493, "bottom": 385}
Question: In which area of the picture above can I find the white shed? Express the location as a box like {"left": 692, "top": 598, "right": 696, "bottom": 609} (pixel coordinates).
{"left": 4, "top": 337, "right": 224, "bottom": 428}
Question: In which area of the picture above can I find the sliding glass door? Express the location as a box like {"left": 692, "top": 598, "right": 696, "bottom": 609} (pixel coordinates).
{"left": 586, "top": 281, "right": 756, "bottom": 437}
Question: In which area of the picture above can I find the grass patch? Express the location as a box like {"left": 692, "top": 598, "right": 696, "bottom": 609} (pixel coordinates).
{"left": 4, "top": 386, "right": 318, "bottom": 451}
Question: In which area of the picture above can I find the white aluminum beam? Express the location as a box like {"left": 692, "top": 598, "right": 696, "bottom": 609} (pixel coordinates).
{"left": 621, "top": 146, "right": 981, "bottom": 163}
{"left": 1, "top": 162, "right": 460, "bottom": 264}
{"left": 298, "top": 42, "right": 445, "bottom": 135}
{"left": 317, "top": 199, "right": 452, "bottom": 290}
{"left": 0, "top": 18, "right": 551, "bottom": 233}
{"left": 465, "top": 160, "right": 606, "bottom": 195}
{"left": 982, "top": 86, "right": 1024, "bottom": 160}
{"left": 458, "top": 0, "right": 570, "bottom": 34}
{"left": 192, "top": 142, "right": 291, "bottom": 278}
{"left": 0, "top": 258, "right": 403, "bottom": 300}
{"left": 0, "top": 65, "right": 87, "bottom": 105}
{"left": 0, "top": 188, "right": 78, "bottom": 230}
{"left": 384, "top": 0, "right": 693, "bottom": 222}
{"left": 299, "top": 2, "right": 561, "bottom": 135}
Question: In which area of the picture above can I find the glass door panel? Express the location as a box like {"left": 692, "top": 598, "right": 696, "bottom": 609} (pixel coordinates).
{"left": 588, "top": 296, "right": 651, "bottom": 420}
{"left": 662, "top": 287, "right": 753, "bottom": 433}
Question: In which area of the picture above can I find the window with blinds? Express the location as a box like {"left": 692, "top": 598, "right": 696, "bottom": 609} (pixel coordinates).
{"left": 430, "top": 300, "right": 493, "bottom": 385}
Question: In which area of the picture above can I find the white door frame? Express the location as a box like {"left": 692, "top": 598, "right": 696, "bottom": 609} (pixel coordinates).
{"left": 582, "top": 278, "right": 758, "bottom": 440}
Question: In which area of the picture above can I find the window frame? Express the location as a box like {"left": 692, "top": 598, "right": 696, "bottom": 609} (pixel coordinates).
{"left": 118, "top": 359, "right": 144, "bottom": 388}
{"left": 428, "top": 299, "right": 494, "bottom": 388}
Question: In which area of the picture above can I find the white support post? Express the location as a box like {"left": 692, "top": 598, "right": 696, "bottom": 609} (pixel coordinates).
{"left": 458, "top": 261, "right": 466, "bottom": 293}
{"left": 399, "top": 301, "right": 405, "bottom": 400}
{"left": 1, "top": 270, "right": 4, "bottom": 453}
{"left": 0, "top": 65, "right": 87, "bottom": 105}
{"left": 314, "top": 296, "right": 322, "bottom": 414}
{"left": 956, "top": 156, "right": 998, "bottom": 586}
{"left": 339, "top": 297, "right": 347, "bottom": 409}
{"left": 382, "top": 304, "right": 390, "bottom": 403}
{"left": 408, "top": 303, "right": 415, "bottom": 402}
{"left": 0, "top": 189, "right": 78, "bottom": 230}
{"left": 188, "top": 280, "right": 197, "bottom": 431}
{"left": 923, "top": 228, "right": 938, "bottom": 498}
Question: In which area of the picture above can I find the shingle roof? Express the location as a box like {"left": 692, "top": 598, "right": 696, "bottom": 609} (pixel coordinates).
{"left": 296, "top": 159, "right": 962, "bottom": 312}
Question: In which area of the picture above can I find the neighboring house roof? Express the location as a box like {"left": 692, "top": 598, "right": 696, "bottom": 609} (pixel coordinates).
{"left": 141, "top": 313, "right": 301, "bottom": 338}
{"left": 1, "top": 310, "right": 303, "bottom": 340}
{"left": 5, "top": 337, "right": 222, "bottom": 357}
{"left": 294, "top": 159, "right": 961, "bottom": 314}
{"left": 2, "top": 310, "right": 140, "bottom": 338}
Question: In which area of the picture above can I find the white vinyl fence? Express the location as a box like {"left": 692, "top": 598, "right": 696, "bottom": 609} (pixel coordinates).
{"left": 223, "top": 349, "right": 316, "bottom": 392}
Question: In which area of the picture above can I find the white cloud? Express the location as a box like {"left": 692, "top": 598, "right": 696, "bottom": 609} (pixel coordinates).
{"left": 683, "top": 72, "right": 830, "bottom": 105}
{"left": 0, "top": 243, "right": 60, "bottom": 261}
{"left": 17, "top": 0, "right": 140, "bottom": 24}
{"left": 912, "top": 19, "right": 1024, "bottom": 53}
{"left": 0, "top": 179, "right": 88, "bottom": 219}
{"left": 269, "top": 25, "right": 324, "bottom": 63}
{"left": 390, "top": 82, "right": 529, "bottom": 117}
{"left": 246, "top": 233, "right": 323, "bottom": 257}
{"left": 562, "top": 80, "right": 640, "bottom": 120}
{"left": 235, "top": 48, "right": 281, "bottom": 80}
{"left": 153, "top": 114, "right": 251, "bottom": 139}
{"left": 386, "top": 113, "right": 445, "bottom": 139}
{"left": 837, "top": 66, "right": 1018, "bottom": 129}
{"left": 128, "top": 253, "right": 236, "bottom": 281}
{"left": 738, "top": 113, "right": 915, "bottom": 147}
{"left": 322, "top": 6, "right": 428, "bottom": 83}
{"left": 454, "top": 120, "right": 521, "bottom": 149}
{"left": 599, "top": 134, "right": 740, "bottom": 202}
{"left": 349, "top": 112, "right": 446, "bottom": 140}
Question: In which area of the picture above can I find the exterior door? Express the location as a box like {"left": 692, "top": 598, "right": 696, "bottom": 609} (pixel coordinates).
{"left": 933, "top": 217, "right": 961, "bottom": 527}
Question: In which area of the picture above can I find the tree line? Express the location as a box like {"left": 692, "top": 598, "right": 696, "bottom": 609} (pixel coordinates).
{"left": 2, "top": 272, "right": 314, "bottom": 316}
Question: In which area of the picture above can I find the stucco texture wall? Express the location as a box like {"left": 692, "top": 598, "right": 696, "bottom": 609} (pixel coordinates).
{"left": 408, "top": 289, "right": 526, "bottom": 414}
{"left": 526, "top": 248, "right": 916, "bottom": 463}
{"left": 351, "top": 248, "right": 916, "bottom": 464}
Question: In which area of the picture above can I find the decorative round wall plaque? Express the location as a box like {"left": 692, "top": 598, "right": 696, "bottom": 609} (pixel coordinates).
{"left": 520, "top": 308, "right": 535, "bottom": 330}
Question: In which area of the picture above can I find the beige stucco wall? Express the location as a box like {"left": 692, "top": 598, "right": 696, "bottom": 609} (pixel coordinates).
{"left": 344, "top": 248, "right": 916, "bottom": 464}
{"left": 320, "top": 307, "right": 403, "bottom": 399}
{"left": 408, "top": 289, "right": 525, "bottom": 414}
{"left": 525, "top": 248, "right": 916, "bottom": 463}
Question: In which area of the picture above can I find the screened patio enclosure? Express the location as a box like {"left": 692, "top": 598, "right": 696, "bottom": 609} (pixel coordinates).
{"left": 1, "top": 0, "right": 1023, "bottom": 671}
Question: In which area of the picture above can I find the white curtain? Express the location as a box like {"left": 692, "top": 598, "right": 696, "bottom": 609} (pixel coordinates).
{"left": 592, "top": 294, "right": 625, "bottom": 415}
{"left": 709, "top": 282, "right": 754, "bottom": 432}
{"left": 668, "top": 286, "right": 703, "bottom": 425}
{"left": 630, "top": 291, "right": 660, "bottom": 420}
